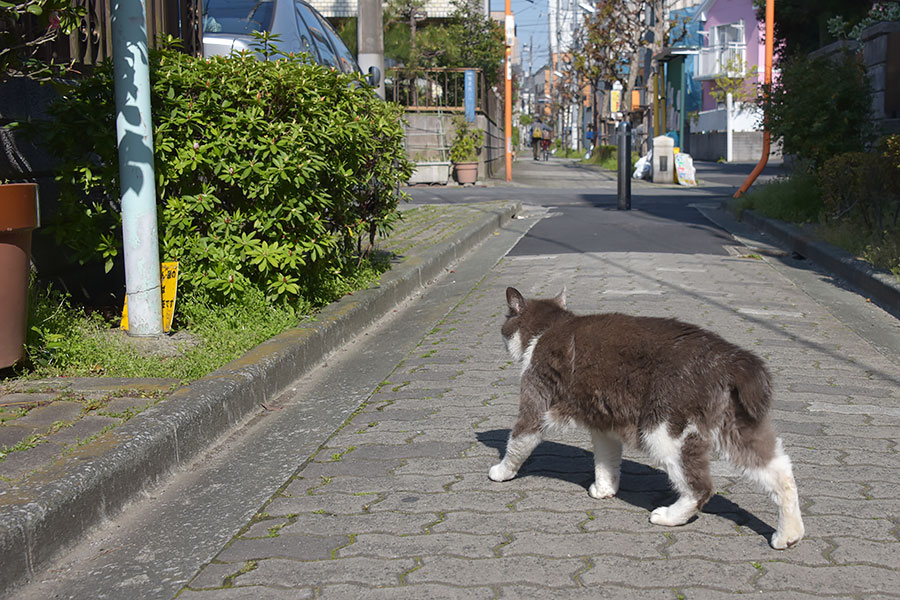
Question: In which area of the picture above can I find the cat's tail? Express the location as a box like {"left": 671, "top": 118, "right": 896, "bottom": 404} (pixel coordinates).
{"left": 730, "top": 352, "right": 773, "bottom": 422}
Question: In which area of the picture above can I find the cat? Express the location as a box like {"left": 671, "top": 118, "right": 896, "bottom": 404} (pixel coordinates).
{"left": 488, "top": 287, "right": 805, "bottom": 549}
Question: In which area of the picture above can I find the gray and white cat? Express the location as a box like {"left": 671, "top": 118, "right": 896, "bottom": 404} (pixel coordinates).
{"left": 489, "top": 287, "right": 804, "bottom": 549}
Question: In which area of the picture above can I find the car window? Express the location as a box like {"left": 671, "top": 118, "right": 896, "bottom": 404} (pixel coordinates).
{"left": 294, "top": 2, "right": 340, "bottom": 69}
{"left": 204, "top": 0, "right": 275, "bottom": 34}
{"left": 291, "top": 5, "right": 317, "bottom": 59}
{"left": 314, "top": 11, "right": 359, "bottom": 74}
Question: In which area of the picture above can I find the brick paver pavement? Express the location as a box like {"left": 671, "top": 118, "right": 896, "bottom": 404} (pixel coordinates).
{"left": 177, "top": 242, "right": 900, "bottom": 597}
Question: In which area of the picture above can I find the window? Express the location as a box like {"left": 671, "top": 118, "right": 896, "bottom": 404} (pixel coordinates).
{"left": 312, "top": 11, "right": 359, "bottom": 73}
{"left": 295, "top": 2, "right": 339, "bottom": 68}
{"left": 203, "top": 0, "right": 276, "bottom": 34}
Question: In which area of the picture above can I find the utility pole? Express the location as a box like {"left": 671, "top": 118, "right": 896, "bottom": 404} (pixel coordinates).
{"left": 504, "top": 0, "right": 513, "bottom": 181}
{"left": 358, "top": 0, "right": 385, "bottom": 99}
{"left": 111, "top": 0, "right": 162, "bottom": 337}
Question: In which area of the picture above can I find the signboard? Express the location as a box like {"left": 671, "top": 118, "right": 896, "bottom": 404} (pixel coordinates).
{"left": 505, "top": 15, "right": 515, "bottom": 46}
{"left": 120, "top": 261, "right": 179, "bottom": 332}
{"left": 675, "top": 153, "right": 697, "bottom": 187}
{"left": 464, "top": 69, "right": 476, "bottom": 123}
{"left": 610, "top": 90, "right": 621, "bottom": 113}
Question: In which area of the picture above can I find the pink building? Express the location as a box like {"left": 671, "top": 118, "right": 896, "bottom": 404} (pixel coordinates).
{"left": 693, "top": 0, "right": 769, "bottom": 124}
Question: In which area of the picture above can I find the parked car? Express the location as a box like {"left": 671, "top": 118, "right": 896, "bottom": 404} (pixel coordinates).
{"left": 202, "top": 0, "right": 380, "bottom": 86}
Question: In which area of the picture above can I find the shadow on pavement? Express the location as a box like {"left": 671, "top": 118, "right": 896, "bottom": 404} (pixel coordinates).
{"left": 476, "top": 429, "right": 776, "bottom": 544}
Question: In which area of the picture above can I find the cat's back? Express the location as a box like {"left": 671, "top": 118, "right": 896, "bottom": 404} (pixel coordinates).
{"left": 542, "top": 311, "right": 747, "bottom": 364}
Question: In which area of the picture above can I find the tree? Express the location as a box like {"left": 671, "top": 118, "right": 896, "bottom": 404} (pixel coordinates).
{"left": 572, "top": 0, "right": 645, "bottom": 149}
{"left": 759, "top": 0, "right": 872, "bottom": 58}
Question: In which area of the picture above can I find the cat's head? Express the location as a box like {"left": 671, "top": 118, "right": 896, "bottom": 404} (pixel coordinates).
{"left": 501, "top": 287, "right": 568, "bottom": 362}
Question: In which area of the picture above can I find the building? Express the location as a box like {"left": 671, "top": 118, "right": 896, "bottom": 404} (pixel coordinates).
{"left": 689, "top": 0, "right": 774, "bottom": 161}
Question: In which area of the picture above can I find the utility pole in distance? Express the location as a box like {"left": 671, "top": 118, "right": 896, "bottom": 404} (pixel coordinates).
{"left": 504, "top": 1, "right": 513, "bottom": 181}
{"left": 358, "top": 0, "right": 385, "bottom": 99}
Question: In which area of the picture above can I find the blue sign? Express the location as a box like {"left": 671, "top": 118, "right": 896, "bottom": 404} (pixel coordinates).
{"left": 464, "top": 69, "right": 475, "bottom": 123}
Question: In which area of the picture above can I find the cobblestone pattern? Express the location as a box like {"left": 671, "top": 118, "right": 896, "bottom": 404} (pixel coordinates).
{"left": 0, "top": 379, "right": 177, "bottom": 488}
{"left": 0, "top": 204, "right": 508, "bottom": 493}
{"left": 181, "top": 249, "right": 900, "bottom": 598}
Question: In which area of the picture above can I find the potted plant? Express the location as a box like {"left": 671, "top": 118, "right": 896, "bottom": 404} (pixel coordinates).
{"left": 449, "top": 116, "right": 484, "bottom": 185}
{"left": 1, "top": 0, "right": 80, "bottom": 367}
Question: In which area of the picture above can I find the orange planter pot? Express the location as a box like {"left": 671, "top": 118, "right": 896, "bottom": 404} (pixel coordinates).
{"left": 453, "top": 161, "right": 478, "bottom": 185}
{"left": 0, "top": 183, "right": 39, "bottom": 368}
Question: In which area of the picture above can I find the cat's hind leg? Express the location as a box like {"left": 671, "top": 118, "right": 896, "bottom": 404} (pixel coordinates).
{"left": 489, "top": 428, "right": 542, "bottom": 482}
{"left": 644, "top": 424, "right": 713, "bottom": 527}
{"left": 589, "top": 430, "right": 622, "bottom": 499}
{"left": 739, "top": 435, "right": 805, "bottom": 549}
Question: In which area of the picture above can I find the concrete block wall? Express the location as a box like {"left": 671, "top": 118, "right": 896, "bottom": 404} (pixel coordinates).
{"left": 689, "top": 131, "right": 782, "bottom": 162}
{"left": 861, "top": 21, "right": 900, "bottom": 135}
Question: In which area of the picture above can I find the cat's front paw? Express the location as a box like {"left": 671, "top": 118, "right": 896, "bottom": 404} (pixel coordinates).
{"left": 588, "top": 480, "right": 617, "bottom": 499}
{"left": 488, "top": 463, "right": 515, "bottom": 482}
{"left": 770, "top": 521, "right": 804, "bottom": 550}
{"left": 650, "top": 505, "right": 693, "bottom": 527}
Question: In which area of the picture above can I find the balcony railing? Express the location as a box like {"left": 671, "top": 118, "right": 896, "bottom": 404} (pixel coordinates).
{"left": 696, "top": 42, "right": 746, "bottom": 80}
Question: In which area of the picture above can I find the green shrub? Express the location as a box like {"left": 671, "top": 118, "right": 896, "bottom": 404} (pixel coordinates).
{"left": 449, "top": 116, "right": 484, "bottom": 163}
{"left": 818, "top": 151, "right": 900, "bottom": 233}
{"left": 759, "top": 51, "right": 873, "bottom": 170}
{"left": 34, "top": 40, "right": 412, "bottom": 306}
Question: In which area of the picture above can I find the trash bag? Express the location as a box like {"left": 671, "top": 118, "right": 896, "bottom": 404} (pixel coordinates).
{"left": 632, "top": 151, "right": 652, "bottom": 180}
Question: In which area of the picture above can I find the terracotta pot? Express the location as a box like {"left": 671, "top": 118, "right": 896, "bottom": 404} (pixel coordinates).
{"left": 0, "top": 183, "right": 39, "bottom": 368}
{"left": 453, "top": 161, "right": 478, "bottom": 185}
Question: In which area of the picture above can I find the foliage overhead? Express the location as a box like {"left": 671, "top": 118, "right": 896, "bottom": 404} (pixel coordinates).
{"left": 0, "top": 0, "right": 83, "bottom": 82}
{"left": 827, "top": 2, "right": 900, "bottom": 42}
{"left": 759, "top": 0, "right": 872, "bottom": 58}
{"left": 32, "top": 37, "right": 413, "bottom": 305}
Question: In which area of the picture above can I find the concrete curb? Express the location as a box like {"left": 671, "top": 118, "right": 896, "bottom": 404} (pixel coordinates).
{"left": 741, "top": 209, "right": 900, "bottom": 316}
{"left": 0, "top": 202, "right": 519, "bottom": 592}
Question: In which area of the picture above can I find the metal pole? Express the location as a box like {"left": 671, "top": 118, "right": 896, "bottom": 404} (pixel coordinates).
{"left": 504, "top": 2, "right": 513, "bottom": 181}
{"left": 617, "top": 121, "right": 631, "bottom": 210}
{"left": 734, "top": 0, "right": 773, "bottom": 198}
{"left": 358, "top": 0, "right": 385, "bottom": 99}
{"left": 111, "top": 0, "right": 162, "bottom": 337}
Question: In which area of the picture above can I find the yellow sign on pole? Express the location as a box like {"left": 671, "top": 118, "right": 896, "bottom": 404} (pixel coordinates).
{"left": 610, "top": 90, "right": 621, "bottom": 113}
{"left": 120, "top": 262, "right": 178, "bottom": 332}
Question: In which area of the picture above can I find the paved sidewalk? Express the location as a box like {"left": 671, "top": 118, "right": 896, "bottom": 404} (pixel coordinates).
{"left": 0, "top": 201, "right": 519, "bottom": 593}
{"left": 171, "top": 214, "right": 900, "bottom": 597}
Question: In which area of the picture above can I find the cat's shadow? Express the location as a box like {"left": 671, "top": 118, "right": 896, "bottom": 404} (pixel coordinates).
{"left": 476, "top": 429, "right": 776, "bottom": 542}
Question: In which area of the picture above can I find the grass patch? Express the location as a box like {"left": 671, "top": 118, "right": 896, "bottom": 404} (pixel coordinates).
{"left": 733, "top": 172, "right": 900, "bottom": 278}
{"left": 9, "top": 253, "right": 392, "bottom": 383}
{"left": 733, "top": 172, "right": 822, "bottom": 223}
{"left": 582, "top": 146, "right": 640, "bottom": 172}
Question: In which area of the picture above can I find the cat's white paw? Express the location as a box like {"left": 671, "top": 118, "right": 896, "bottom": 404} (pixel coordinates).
{"left": 649, "top": 505, "right": 691, "bottom": 527}
{"left": 770, "top": 522, "right": 804, "bottom": 550}
{"left": 588, "top": 480, "right": 617, "bottom": 499}
{"left": 489, "top": 463, "right": 515, "bottom": 482}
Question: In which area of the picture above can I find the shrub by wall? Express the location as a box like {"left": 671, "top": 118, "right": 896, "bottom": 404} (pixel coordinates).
{"left": 759, "top": 50, "right": 873, "bottom": 171}
{"left": 36, "top": 42, "right": 412, "bottom": 305}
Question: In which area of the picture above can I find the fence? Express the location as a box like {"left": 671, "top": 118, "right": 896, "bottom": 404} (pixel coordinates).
{"left": 33, "top": 0, "right": 202, "bottom": 71}
{"left": 386, "top": 67, "right": 505, "bottom": 177}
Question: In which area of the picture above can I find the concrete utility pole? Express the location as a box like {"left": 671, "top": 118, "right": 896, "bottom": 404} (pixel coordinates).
{"left": 111, "top": 0, "right": 163, "bottom": 337}
{"left": 358, "top": 0, "right": 385, "bottom": 98}
{"left": 504, "top": 1, "right": 513, "bottom": 181}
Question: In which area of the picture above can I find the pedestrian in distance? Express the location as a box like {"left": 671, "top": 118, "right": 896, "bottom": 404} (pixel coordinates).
{"left": 531, "top": 119, "right": 543, "bottom": 160}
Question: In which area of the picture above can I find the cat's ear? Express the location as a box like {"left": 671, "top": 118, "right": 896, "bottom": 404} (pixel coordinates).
{"left": 554, "top": 287, "right": 567, "bottom": 309}
{"left": 506, "top": 287, "right": 525, "bottom": 315}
